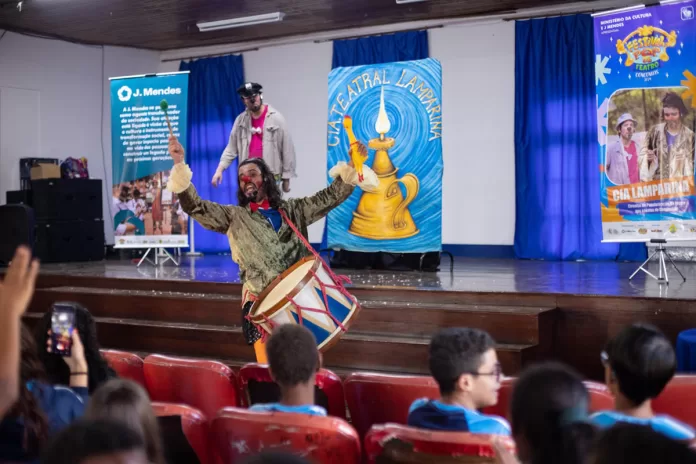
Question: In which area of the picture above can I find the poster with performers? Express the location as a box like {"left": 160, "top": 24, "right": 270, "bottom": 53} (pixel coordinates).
{"left": 595, "top": 1, "right": 696, "bottom": 241}
{"left": 325, "top": 58, "right": 443, "bottom": 253}
{"left": 109, "top": 72, "right": 189, "bottom": 249}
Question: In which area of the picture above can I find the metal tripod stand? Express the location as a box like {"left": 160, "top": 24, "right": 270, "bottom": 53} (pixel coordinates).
{"left": 629, "top": 239, "right": 686, "bottom": 285}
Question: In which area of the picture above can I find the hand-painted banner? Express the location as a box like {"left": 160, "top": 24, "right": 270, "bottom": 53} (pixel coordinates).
{"left": 595, "top": 1, "right": 696, "bottom": 241}
{"left": 326, "top": 58, "right": 443, "bottom": 253}
{"left": 109, "top": 72, "right": 189, "bottom": 249}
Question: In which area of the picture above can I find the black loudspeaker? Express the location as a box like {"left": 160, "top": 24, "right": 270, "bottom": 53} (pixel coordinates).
{"left": 328, "top": 250, "right": 442, "bottom": 272}
{"left": 0, "top": 205, "right": 35, "bottom": 265}
{"left": 35, "top": 219, "right": 104, "bottom": 263}
{"left": 6, "top": 190, "right": 32, "bottom": 206}
{"left": 31, "top": 179, "right": 102, "bottom": 220}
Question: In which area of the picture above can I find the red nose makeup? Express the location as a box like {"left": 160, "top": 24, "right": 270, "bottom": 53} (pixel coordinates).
{"left": 241, "top": 175, "right": 251, "bottom": 183}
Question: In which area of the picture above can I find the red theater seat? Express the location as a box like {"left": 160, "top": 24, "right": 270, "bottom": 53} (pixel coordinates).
{"left": 238, "top": 363, "right": 346, "bottom": 418}
{"left": 144, "top": 354, "right": 239, "bottom": 419}
{"left": 482, "top": 378, "right": 614, "bottom": 419}
{"left": 344, "top": 372, "right": 439, "bottom": 438}
{"left": 653, "top": 375, "right": 696, "bottom": 428}
{"left": 151, "top": 402, "right": 210, "bottom": 464}
{"left": 211, "top": 407, "right": 361, "bottom": 464}
{"left": 364, "top": 423, "right": 515, "bottom": 464}
{"left": 101, "top": 349, "right": 146, "bottom": 388}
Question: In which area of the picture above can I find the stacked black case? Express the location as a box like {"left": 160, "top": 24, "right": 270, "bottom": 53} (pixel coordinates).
{"left": 6, "top": 179, "right": 105, "bottom": 263}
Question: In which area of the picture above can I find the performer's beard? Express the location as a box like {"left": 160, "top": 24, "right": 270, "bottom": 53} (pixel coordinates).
{"left": 243, "top": 182, "right": 264, "bottom": 204}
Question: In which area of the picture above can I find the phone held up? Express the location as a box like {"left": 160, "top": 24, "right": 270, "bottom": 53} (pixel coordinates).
{"left": 50, "top": 303, "right": 76, "bottom": 357}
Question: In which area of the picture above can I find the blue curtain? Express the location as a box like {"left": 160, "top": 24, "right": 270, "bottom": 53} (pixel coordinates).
{"left": 514, "top": 15, "right": 646, "bottom": 261}
{"left": 332, "top": 30, "right": 429, "bottom": 68}
{"left": 321, "top": 30, "right": 429, "bottom": 249}
{"left": 179, "top": 55, "right": 245, "bottom": 253}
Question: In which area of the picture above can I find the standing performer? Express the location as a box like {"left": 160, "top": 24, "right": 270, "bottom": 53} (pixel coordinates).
{"left": 211, "top": 82, "right": 296, "bottom": 193}
{"left": 167, "top": 136, "right": 376, "bottom": 363}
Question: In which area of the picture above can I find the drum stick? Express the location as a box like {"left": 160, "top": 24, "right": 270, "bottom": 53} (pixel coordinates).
{"left": 159, "top": 99, "right": 174, "bottom": 137}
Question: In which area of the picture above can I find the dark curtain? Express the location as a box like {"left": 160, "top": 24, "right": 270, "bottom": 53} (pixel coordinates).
{"left": 514, "top": 15, "right": 646, "bottom": 261}
{"left": 179, "top": 55, "right": 245, "bottom": 253}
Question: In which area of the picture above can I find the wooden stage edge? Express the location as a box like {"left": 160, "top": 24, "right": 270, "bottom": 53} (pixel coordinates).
{"left": 22, "top": 267, "right": 696, "bottom": 381}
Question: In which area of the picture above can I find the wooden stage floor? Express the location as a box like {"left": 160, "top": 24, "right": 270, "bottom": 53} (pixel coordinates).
{"left": 37, "top": 255, "right": 696, "bottom": 299}
{"left": 23, "top": 256, "right": 696, "bottom": 381}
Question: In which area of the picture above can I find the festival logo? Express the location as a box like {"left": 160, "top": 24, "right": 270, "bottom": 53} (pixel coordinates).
{"left": 616, "top": 26, "right": 678, "bottom": 71}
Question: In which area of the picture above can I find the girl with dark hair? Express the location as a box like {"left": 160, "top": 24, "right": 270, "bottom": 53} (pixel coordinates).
{"left": 85, "top": 379, "right": 165, "bottom": 464}
{"left": 495, "top": 362, "right": 597, "bottom": 464}
{"left": 34, "top": 303, "right": 117, "bottom": 394}
{"left": 0, "top": 324, "right": 88, "bottom": 462}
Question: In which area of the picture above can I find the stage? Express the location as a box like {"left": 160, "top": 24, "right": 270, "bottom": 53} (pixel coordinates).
{"left": 22, "top": 255, "right": 696, "bottom": 380}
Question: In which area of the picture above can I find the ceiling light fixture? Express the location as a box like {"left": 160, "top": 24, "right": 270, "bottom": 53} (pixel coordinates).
{"left": 395, "top": 0, "right": 428, "bottom": 4}
{"left": 591, "top": 4, "right": 646, "bottom": 17}
{"left": 196, "top": 12, "right": 285, "bottom": 32}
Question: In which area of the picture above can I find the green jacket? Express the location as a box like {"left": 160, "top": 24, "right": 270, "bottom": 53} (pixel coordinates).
{"left": 178, "top": 179, "right": 354, "bottom": 295}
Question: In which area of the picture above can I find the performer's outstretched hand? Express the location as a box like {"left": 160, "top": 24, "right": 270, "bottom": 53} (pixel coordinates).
{"left": 168, "top": 135, "right": 185, "bottom": 164}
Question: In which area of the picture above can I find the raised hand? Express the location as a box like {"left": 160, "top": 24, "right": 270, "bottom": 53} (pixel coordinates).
{"left": 0, "top": 246, "right": 39, "bottom": 318}
{"left": 168, "top": 135, "right": 185, "bottom": 164}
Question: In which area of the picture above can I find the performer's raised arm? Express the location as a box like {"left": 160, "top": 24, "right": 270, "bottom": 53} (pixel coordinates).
{"left": 167, "top": 136, "right": 236, "bottom": 234}
{"left": 289, "top": 142, "right": 378, "bottom": 226}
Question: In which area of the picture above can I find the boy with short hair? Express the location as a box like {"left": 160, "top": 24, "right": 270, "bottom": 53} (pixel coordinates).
{"left": 591, "top": 323, "right": 695, "bottom": 440}
{"left": 249, "top": 325, "right": 325, "bottom": 416}
{"left": 408, "top": 327, "right": 510, "bottom": 435}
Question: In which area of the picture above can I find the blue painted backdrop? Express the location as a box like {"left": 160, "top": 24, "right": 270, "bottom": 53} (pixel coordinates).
{"left": 326, "top": 58, "right": 443, "bottom": 253}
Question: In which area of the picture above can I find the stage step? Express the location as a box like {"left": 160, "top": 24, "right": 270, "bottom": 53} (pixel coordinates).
{"left": 30, "top": 286, "right": 556, "bottom": 347}
{"left": 24, "top": 313, "right": 536, "bottom": 375}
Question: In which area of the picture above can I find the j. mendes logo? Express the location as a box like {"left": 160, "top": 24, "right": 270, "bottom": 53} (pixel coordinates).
{"left": 616, "top": 25, "right": 677, "bottom": 71}
{"left": 117, "top": 85, "right": 181, "bottom": 102}
{"left": 117, "top": 86, "right": 132, "bottom": 102}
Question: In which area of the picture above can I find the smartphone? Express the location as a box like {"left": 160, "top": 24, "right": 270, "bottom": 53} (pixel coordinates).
{"left": 50, "top": 303, "right": 76, "bottom": 357}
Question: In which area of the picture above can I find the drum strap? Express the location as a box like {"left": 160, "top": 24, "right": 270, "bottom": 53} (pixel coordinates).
{"left": 249, "top": 210, "right": 359, "bottom": 334}
{"left": 278, "top": 209, "right": 354, "bottom": 291}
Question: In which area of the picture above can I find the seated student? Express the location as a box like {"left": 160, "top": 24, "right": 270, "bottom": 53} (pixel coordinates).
{"left": 408, "top": 328, "right": 510, "bottom": 435}
{"left": 592, "top": 422, "right": 696, "bottom": 464}
{"left": 85, "top": 379, "right": 165, "bottom": 464}
{"left": 41, "top": 419, "right": 149, "bottom": 464}
{"left": 249, "top": 325, "right": 326, "bottom": 416}
{"left": 0, "top": 325, "right": 88, "bottom": 462}
{"left": 591, "top": 323, "right": 695, "bottom": 440}
{"left": 35, "top": 303, "right": 117, "bottom": 394}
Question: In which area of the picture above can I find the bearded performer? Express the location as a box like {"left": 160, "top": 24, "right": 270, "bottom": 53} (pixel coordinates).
{"left": 166, "top": 135, "right": 377, "bottom": 362}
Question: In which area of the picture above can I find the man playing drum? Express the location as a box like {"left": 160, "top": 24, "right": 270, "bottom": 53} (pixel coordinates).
{"left": 166, "top": 135, "right": 377, "bottom": 362}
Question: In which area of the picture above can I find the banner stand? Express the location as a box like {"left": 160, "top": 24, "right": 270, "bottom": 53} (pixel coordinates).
{"left": 137, "top": 247, "right": 180, "bottom": 267}
{"left": 629, "top": 239, "right": 687, "bottom": 284}
{"left": 109, "top": 72, "right": 190, "bottom": 262}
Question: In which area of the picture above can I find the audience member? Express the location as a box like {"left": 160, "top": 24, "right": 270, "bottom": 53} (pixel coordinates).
{"left": 0, "top": 246, "right": 39, "bottom": 419}
{"left": 35, "top": 303, "right": 117, "bottom": 393}
{"left": 249, "top": 325, "right": 325, "bottom": 416}
{"left": 41, "top": 419, "right": 149, "bottom": 464}
{"left": 508, "top": 362, "right": 596, "bottom": 464}
{"left": 408, "top": 328, "right": 510, "bottom": 435}
{"left": 85, "top": 379, "right": 165, "bottom": 464}
{"left": 591, "top": 422, "right": 696, "bottom": 464}
{"left": 0, "top": 325, "right": 88, "bottom": 462}
{"left": 591, "top": 323, "right": 695, "bottom": 440}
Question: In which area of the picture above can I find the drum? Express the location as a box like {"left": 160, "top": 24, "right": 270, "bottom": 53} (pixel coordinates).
{"left": 249, "top": 256, "right": 360, "bottom": 352}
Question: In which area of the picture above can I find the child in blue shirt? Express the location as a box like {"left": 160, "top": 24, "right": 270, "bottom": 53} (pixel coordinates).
{"left": 249, "top": 325, "right": 326, "bottom": 417}
{"left": 591, "top": 323, "right": 695, "bottom": 441}
{"left": 408, "top": 328, "right": 510, "bottom": 435}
